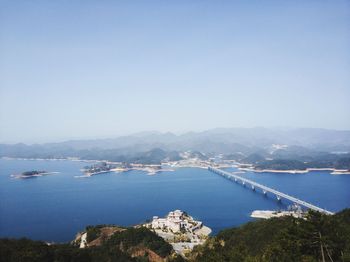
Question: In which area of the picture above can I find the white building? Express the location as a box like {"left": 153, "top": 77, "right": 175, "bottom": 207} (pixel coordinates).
{"left": 151, "top": 210, "right": 202, "bottom": 233}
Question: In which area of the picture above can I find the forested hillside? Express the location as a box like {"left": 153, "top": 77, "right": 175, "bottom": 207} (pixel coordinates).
{"left": 191, "top": 209, "right": 350, "bottom": 262}
{"left": 1, "top": 210, "right": 349, "bottom": 262}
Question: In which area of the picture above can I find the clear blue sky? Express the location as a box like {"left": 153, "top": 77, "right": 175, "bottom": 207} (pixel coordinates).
{"left": 0, "top": 0, "right": 349, "bottom": 143}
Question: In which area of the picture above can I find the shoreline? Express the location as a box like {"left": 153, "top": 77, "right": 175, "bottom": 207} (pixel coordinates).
{"left": 239, "top": 167, "right": 350, "bottom": 175}
{"left": 3, "top": 157, "right": 349, "bottom": 175}
{"left": 1, "top": 157, "right": 97, "bottom": 163}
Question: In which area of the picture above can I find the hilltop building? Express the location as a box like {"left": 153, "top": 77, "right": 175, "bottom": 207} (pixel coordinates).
{"left": 151, "top": 210, "right": 202, "bottom": 233}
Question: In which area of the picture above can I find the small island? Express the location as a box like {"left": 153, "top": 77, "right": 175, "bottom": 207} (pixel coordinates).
{"left": 78, "top": 161, "right": 176, "bottom": 178}
{"left": 82, "top": 162, "right": 117, "bottom": 176}
{"left": 11, "top": 170, "right": 52, "bottom": 179}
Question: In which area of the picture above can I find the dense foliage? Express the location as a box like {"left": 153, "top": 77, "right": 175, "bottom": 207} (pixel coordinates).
{"left": 251, "top": 155, "right": 350, "bottom": 170}
{"left": 0, "top": 238, "right": 121, "bottom": 262}
{"left": 255, "top": 159, "right": 307, "bottom": 170}
{"left": 0, "top": 144, "right": 183, "bottom": 165}
{"left": 1, "top": 210, "right": 349, "bottom": 261}
{"left": 192, "top": 209, "right": 350, "bottom": 262}
{"left": 106, "top": 227, "right": 173, "bottom": 257}
{"left": 0, "top": 227, "right": 176, "bottom": 262}
{"left": 86, "top": 225, "right": 106, "bottom": 243}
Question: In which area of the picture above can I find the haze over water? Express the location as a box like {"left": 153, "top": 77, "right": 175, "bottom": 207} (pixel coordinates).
{"left": 0, "top": 159, "right": 349, "bottom": 243}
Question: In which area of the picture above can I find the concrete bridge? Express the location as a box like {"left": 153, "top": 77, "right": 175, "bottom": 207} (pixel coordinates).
{"left": 208, "top": 166, "right": 334, "bottom": 215}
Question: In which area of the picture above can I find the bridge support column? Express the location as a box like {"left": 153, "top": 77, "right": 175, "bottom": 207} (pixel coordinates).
{"left": 263, "top": 190, "right": 267, "bottom": 195}
{"left": 242, "top": 181, "right": 245, "bottom": 186}
{"left": 251, "top": 185, "right": 255, "bottom": 191}
{"left": 276, "top": 195, "right": 281, "bottom": 201}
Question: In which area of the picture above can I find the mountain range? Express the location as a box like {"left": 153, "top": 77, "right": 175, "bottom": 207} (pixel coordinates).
{"left": 1, "top": 128, "right": 350, "bottom": 164}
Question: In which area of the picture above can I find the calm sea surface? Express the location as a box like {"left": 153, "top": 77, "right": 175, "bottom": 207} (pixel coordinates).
{"left": 0, "top": 159, "right": 349, "bottom": 242}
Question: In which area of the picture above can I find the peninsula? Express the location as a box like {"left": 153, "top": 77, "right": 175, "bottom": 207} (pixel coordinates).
{"left": 74, "top": 210, "right": 211, "bottom": 258}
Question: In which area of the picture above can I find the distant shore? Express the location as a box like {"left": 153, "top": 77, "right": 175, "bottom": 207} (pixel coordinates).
{"left": 2, "top": 157, "right": 230, "bottom": 177}
{"left": 3, "top": 157, "right": 349, "bottom": 176}
{"left": 1, "top": 156, "right": 97, "bottom": 163}
{"left": 239, "top": 166, "right": 350, "bottom": 175}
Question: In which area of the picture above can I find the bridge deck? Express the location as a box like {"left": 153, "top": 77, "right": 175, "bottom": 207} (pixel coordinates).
{"left": 208, "top": 167, "right": 334, "bottom": 215}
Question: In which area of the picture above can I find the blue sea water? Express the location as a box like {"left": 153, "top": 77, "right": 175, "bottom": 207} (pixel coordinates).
{"left": 0, "top": 159, "right": 349, "bottom": 243}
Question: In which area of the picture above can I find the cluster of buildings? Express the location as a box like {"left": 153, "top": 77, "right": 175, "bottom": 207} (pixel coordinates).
{"left": 151, "top": 210, "right": 203, "bottom": 233}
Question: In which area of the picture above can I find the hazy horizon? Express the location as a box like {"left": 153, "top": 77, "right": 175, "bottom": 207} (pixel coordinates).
{"left": 1, "top": 1, "right": 349, "bottom": 143}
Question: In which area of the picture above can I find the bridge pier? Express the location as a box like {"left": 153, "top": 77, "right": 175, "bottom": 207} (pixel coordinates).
{"left": 251, "top": 185, "right": 255, "bottom": 191}
{"left": 263, "top": 190, "right": 267, "bottom": 195}
{"left": 276, "top": 195, "right": 281, "bottom": 201}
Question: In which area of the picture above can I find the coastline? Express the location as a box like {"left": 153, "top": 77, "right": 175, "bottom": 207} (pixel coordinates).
{"left": 239, "top": 166, "right": 350, "bottom": 175}
{"left": 2, "top": 157, "right": 229, "bottom": 178}
{"left": 3, "top": 157, "right": 349, "bottom": 176}
{"left": 1, "top": 156, "right": 97, "bottom": 163}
